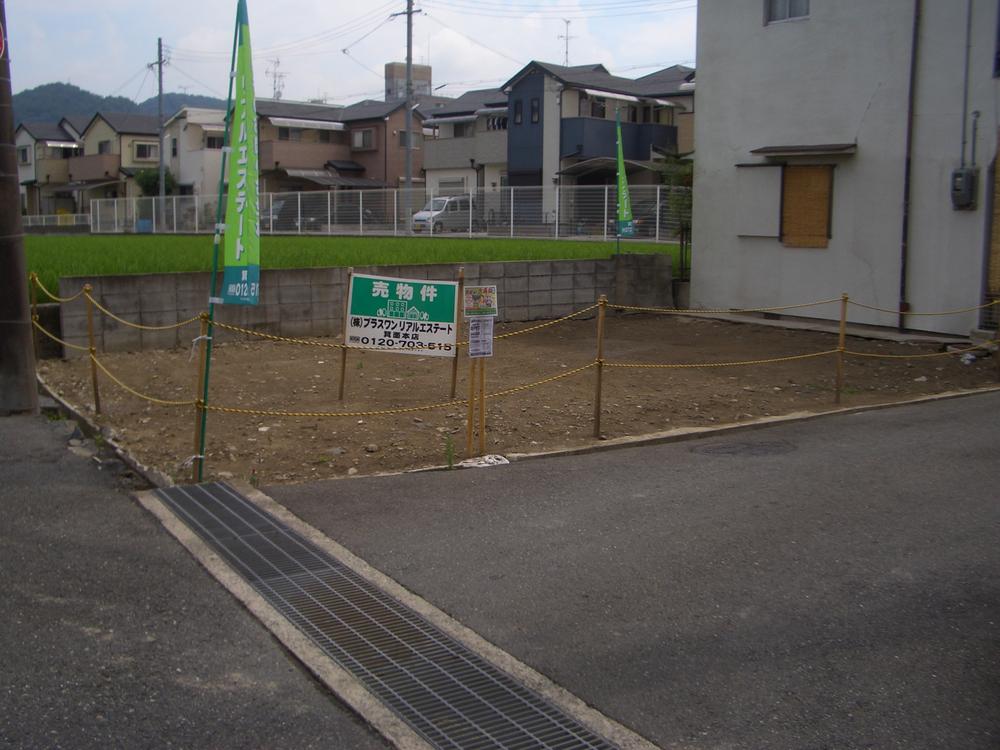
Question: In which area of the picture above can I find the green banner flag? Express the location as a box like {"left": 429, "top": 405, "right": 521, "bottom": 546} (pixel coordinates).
{"left": 221, "top": 0, "right": 260, "bottom": 305}
{"left": 615, "top": 108, "right": 635, "bottom": 238}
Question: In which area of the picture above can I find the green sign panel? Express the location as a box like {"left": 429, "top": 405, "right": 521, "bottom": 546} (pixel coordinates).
{"left": 221, "top": 0, "right": 260, "bottom": 305}
{"left": 615, "top": 108, "right": 636, "bottom": 239}
{"left": 346, "top": 273, "right": 459, "bottom": 357}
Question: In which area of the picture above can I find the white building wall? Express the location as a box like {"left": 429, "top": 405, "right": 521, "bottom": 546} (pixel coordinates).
{"left": 15, "top": 130, "right": 34, "bottom": 210}
{"left": 905, "top": 0, "right": 998, "bottom": 333}
{"left": 426, "top": 168, "right": 475, "bottom": 195}
{"left": 692, "top": 0, "right": 997, "bottom": 335}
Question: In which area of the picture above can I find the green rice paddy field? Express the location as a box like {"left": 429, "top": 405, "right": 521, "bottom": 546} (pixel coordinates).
{"left": 25, "top": 234, "right": 678, "bottom": 293}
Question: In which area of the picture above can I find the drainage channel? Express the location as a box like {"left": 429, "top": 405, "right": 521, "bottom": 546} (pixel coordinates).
{"left": 155, "top": 482, "right": 619, "bottom": 750}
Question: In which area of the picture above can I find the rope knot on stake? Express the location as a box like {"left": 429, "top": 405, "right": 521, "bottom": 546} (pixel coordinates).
{"left": 189, "top": 334, "right": 213, "bottom": 361}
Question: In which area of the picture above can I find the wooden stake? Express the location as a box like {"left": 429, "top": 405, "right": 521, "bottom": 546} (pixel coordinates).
{"left": 835, "top": 292, "right": 848, "bottom": 404}
{"left": 84, "top": 284, "right": 101, "bottom": 415}
{"left": 29, "top": 275, "right": 39, "bottom": 362}
{"left": 452, "top": 267, "right": 464, "bottom": 398}
{"left": 478, "top": 357, "right": 486, "bottom": 456}
{"left": 593, "top": 294, "right": 607, "bottom": 437}
{"left": 192, "top": 314, "right": 209, "bottom": 483}
{"left": 466, "top": 358, "right": 477, "bottom": 455}
{"left": 339, "top": 267, "right": 353, "bottom": 401}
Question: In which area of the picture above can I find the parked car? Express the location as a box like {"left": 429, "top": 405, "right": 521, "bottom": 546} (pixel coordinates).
{"left": 411, "top": 195, "right": 483, "bottom": 233}
{"left": 267, "top": 196, "right": 320, "bottom": 233}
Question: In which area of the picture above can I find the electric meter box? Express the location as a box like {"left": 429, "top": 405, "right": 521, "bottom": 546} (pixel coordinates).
{"left": 951, "top": 167, "right": 978, "bottom": 210}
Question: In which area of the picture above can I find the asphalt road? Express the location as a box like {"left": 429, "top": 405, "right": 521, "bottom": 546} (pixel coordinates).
{"left": 270, "top": 392, "right": 1000, "bottom": 749}
{"left": 0, "top": 415, "right": 389, "bottom": 750}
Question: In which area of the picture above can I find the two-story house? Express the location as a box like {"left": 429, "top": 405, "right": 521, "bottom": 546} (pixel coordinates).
{"left": 337, "top": 98, "right": 431, "bottom": 189}
{"left": 251, "top": 96, "right": 448, "bottom": 195}
{"left": 67, "top": 112, "right": 163, "bottom": 208}
{"left": 500, "top": 61, "right": 690, "bottom": 221}
{"left": 164, "top": 107, "right": 226, "bottom": 197}
{"left": 692, "top": 0, "right": 998, "bottom": 336}
{"left": 422, "top": 88, "right": 509, "bottom": 195}
{"left": 16, "top": 120, "right": 82, "bottom": 214}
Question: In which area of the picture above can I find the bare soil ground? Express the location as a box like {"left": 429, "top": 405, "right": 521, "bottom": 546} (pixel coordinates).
{"left": 38, "top": 314, "right": 998, "bottom": 485}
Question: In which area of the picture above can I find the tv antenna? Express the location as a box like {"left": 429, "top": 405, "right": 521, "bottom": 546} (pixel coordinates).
{"left": 558, "top": 19, "right": 574, "bottom": 66}
{"left": 266, "top": 58, "right": 286, "bottom": 100}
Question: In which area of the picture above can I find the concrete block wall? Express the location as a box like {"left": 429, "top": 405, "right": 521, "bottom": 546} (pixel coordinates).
{"left": 58, "top": 254, "right": 672, "bottom": 356}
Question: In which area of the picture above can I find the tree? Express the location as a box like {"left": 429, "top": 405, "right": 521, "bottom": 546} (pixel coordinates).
{"left": 135, "top": 168, "right": 176, "bottom": 197}
{"left": 655, "top": 154, "right": 693, "bottom": 279}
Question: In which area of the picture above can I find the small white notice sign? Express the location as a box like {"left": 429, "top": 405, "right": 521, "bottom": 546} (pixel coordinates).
{"left": 468, "top": 317, "right": 494, "bottom": 358}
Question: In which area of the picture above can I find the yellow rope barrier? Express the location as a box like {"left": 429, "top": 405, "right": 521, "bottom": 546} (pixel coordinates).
{"left": 604, "top": 350, "right": 839, "bottom": 369}
{"left": 84, "top": 292, "right": 201, "bottom": 331}
{"left": 608, "top": 298, "right": 842, "bottom": 315}
{"left": 31, "top": 318, "right": 90, "bottom": 352}
{"left": 211, "top": 320, "right": 348, "bottom": 349}
{"left": 30, "top": 273, "right": 86, "bottom": 304}
{"left": 848, "top": 298, "right": 1000, "bottom": 316}
{"left": 489, "top": 304, "right": 600, "bottom": 342}
{"left": 484, "top": 361, "right": 597, "bottom": 399}
{"left": 845, "top": 340, "right": 999, "bottom": 360}
{"left": 203, "top": 361, "right": 597, "bottom": 418}
{"left": 205, "top": 399, "right": 466, "bottom": 419}
{"left": 90, "top": 355, "right": 197, "bottom": 407}
{"left": 211, "top": 303, "right": 600, "bottom": 351}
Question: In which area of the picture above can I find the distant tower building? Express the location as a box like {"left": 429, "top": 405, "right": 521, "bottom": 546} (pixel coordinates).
{"left": 385, "top": 62, "right": 432, "bottom": 101}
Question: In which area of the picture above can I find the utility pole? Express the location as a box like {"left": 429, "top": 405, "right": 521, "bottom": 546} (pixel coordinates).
{"left": 404, "top": 0, "right": 414, "bottom": 231}
{"left": 0, "top": 0, "right": 39, "bottom": 414}
{"left": 390, "top": 1, "right": 420, "bottom": 232}
{"left": 157, "top": 37, "right": 165, "bottom": 198}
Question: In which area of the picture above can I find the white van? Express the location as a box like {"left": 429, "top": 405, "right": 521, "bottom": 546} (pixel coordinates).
{"left": 411, "top": 195, "right": 482, "bottom": 233}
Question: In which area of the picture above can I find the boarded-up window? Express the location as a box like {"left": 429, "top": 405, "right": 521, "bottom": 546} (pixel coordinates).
{"left": 781, "top": 164, "right": 833, "bottom": 248}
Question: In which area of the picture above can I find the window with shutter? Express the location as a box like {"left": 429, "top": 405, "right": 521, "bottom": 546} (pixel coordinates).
{"left": 781, "top": 164, "right": 833, "bottom": 248}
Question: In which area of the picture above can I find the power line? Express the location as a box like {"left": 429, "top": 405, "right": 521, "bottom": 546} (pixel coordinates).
{"left": 165, "top": 2, "right": 399, "bottom": 60}
{"left": 421, "top": 0, "right": 695, "bottom": 19}
{"left": 168, "top": 64, "right": 228, "bottom": 99}
{"left": 423, "top": 12, "right": 524, "bottom": 66}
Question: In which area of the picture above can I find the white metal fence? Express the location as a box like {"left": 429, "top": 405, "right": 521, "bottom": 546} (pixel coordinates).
{"left": 23, "top": 213, "right": 91, "bottom": 229}
{"left": 90, "top": 185, "right": 690, "bottom": 242}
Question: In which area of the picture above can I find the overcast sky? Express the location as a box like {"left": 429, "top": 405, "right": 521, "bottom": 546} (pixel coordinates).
{"left": 8, "top": 0, "right": 696, "bottom": 104}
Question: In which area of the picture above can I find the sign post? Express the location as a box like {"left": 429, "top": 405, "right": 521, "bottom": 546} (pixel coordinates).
{"left": 463, "top": 285, "right": 499, "bottom": 455}
{"left": 197, "top": 0, "right": 259, "bottom": 481}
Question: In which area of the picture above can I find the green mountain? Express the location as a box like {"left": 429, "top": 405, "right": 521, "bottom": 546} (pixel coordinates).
{"left": 13, "top": 82, "right": 226, "bottom": 126}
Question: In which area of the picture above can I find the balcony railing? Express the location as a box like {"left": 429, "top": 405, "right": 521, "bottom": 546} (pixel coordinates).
{"left": 33, "top": 158, "right": 71, "bottom": 184}
{"left": 560, "top": 118, "right": 676, "bottom": 161}
{"left": 425, "top": 130, "right": 507, "bottom": 170}
{"left": 259, "top": 140, "right": 351, "bottom": 170}
{"left": 67, "top": 154, "right": 121, "bottom": 183}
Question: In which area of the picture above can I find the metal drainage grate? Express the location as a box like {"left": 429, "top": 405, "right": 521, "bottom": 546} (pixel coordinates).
{"left": 155, "top": 482, "right": 619, "bottom": 750}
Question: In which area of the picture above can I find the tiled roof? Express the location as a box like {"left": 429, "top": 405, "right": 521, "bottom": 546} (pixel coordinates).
{"left": 503, "top": 60, "right": 695, "bottom": 98}
{"left": 425, "top": 88, "right": 507, "bottom": 117}
{"left": 17, "top": 121, "right": 76, "bottom": 141}
{"left": 94, "top": 112, "right": 162, "bottom": 135}
{"left": 255, "top": 98, "right": 345, "bottom": 122}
